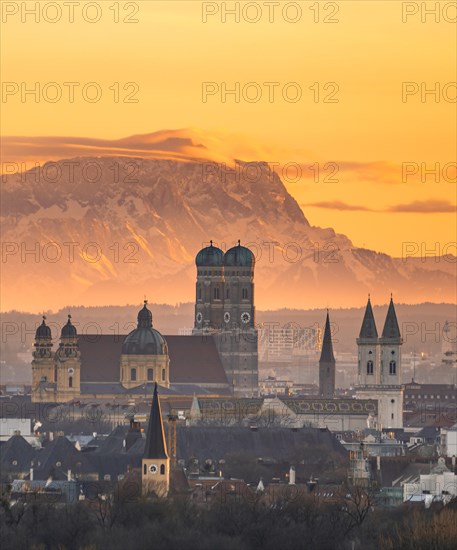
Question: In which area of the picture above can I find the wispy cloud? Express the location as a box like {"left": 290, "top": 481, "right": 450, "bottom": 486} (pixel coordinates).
{"left": 304, "top": 199, "right": 456, "bottom": 214}
{"left": 1, "top": 130, "right": 214, "bottom": 169}
{"left": 387, "top": 200, "right": 457, "bottom": 213}
{"left": 303, "top": 201, "right": 374, "bottom": 212}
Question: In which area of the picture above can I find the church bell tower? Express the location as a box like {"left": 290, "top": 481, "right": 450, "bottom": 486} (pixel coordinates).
{"left": 55, "top": 315, "right": 81, "bottom": 402}
{"left": 31, "top": 316, "right": 55, "bottom": 403}
{"left": 355, "top": 296, "right": 404, "bottom": 429}
{"left": 142, "top": 383, "right": 170, "bottom": 497}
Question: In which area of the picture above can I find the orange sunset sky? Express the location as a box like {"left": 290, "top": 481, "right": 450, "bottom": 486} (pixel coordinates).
{"left": 1, "top": 1, "right": 456, "bottom": 257}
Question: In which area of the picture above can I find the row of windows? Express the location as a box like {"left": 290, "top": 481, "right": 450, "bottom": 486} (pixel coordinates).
{"left": 405, "top": 394, "right": 452, "bottom": 400}
{"left": 365, "top": 360, "right": 396, "bottom": 375}
{"left": 197, "top": 270, "right": 250, "bottom": 276}
{"left": 197, "top": 287, "right": 249, "bottom": 300}
{"left": 130, "top": 368, "right": 166, "bottom": 382}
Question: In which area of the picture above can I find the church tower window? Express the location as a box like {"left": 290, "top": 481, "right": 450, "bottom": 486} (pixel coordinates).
{"left": 242, "top": 288, "right": 248, "bottom": 300}
{"left": 131, "top": 368, "right": 137, "bottom": 381}
{"left": 389, "top": 361, "right": 396, "bottom": 375}
{"left": 214, "top": 287, "right": 220, "bottom": 300}
{"left": 69, "top": 376, "right": 73, "bottom": 388}
{"left": 367, "top": 360, "right": 374, "bottom": 375}
{"left": 147, "top": 368, "right": 153, "bottom": 381}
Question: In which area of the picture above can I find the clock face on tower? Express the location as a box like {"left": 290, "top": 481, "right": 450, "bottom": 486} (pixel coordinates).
{"left": 148, "top": 464, "right": 158, "bottom": 474}
{"left": 224, "top": 312, "right": 230, "bottom": 323}
{"left": 241, "top": 312, "right": 251, "bottom": 324}
{"left": 196, "top": 312, "right": 203, "bottom": 324}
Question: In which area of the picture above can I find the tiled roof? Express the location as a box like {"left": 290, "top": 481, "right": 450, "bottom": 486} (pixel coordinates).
{"left": 197, "top": 398, "right": 264, "bottom": 418}
{"left": 78, "top": 334, "right": 229, "bottom": 388}
{"left": 34, "top": 436, "right": 95, "bottom": 479}
{"left": 280, "top": 398, "right": 378, "bottom": 415}
{"left": 0, "top": 435, "right": 35, "bottom": 471}
{"left": 126, "top": 425, "right": 347, "bottom": 461}
{"left": 166, "top": 336, "right": 229, "bottom": 385}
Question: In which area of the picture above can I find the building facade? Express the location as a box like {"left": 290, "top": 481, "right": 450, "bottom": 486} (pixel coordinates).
{"left": 31, "top": 242, "right": 258, "bottom": 403}
{"left": 355, "top": 296, "right": 404, "bottom": 429}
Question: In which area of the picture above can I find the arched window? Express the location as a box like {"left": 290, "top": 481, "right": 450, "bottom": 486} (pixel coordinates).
{"left": 214, "top": 287, "right": 220, "bottom": 300}
{"left": 389, "top": 361, "right": 396, "bottom": 375}
{"left": 367, "top": 360, "right": 374, "bottom": 375}
{"left": 242, "top": 288, "right": 248, "bottom": 300}
{"left": 147, "top": 368, "right": 153, "bottom": 381}
{"left": 197, "top": 286, "right": 202, "bottom": 300}
{"left": 160, "top": 464, "right": 165, "bottom": 475}
{"left": 131, "top": 368, "right": 137, "bottom": 381}
{"left": 69, "top": 376, "right": 73, "bottom": 388}
{"left": 162, "top": 368, "right": 166, "bottom": 381}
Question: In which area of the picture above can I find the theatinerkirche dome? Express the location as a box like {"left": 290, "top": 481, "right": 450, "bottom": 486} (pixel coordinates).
{"left": 122, "top": 301, "right": 168, "bottom": 355}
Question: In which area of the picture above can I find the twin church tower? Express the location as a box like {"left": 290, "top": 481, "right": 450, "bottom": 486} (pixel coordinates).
{"left": 193, "top": 241, "right": 258, "bottom": 395}
{"left": 319, "top": 295, "right": 404, "bottom": 428}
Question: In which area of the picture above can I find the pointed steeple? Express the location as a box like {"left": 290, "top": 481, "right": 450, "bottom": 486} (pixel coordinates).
{"left": 381, "top": 295, "right": 401, "bottom": 339}
{"left": 144, "top": 383, "right": 168, "bottom": 459}
{"left": 319, "top": 310, "right": 335, "bottom": 363}
{"left": 359, "top": 296, "right": 378, "bottom": 340}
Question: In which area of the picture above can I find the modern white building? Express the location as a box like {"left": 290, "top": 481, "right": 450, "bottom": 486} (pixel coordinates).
{"left": 403, "top": 457, "right": 457, "bottom": 505}
{"left": 0, "top": 417, "right": 39, "bottom": 445}
{"left": 258, "top": 325, "right": 321, "bottom": 363}
{"left": 441, "top": 423, "right": 457, "bottom": 457}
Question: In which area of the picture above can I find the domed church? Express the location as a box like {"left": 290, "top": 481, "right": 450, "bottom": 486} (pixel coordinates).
{"left": 31, "top": 242, "right": 259, "bottom": 403}
{"left": 120, "top": 301, "right": 170, "bottom": 389}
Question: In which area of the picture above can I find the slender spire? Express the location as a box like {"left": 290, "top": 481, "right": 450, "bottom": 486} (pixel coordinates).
{"left": 382, "top": 295, "right": 401, "bottom": 339}
{"left": 319, "top": 310, "right": 335, "bottom": 363}
{"left": 359, "top": 295, "right": 378, "bottom": 339}
{"left": 144, "top": 383, "right": 168, "bottom": 459}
